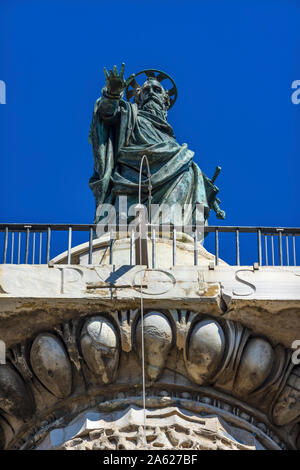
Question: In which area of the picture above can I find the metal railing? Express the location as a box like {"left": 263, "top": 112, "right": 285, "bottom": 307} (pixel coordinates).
{"left": 0, "top": 223, "right": 299, "bottom": 267}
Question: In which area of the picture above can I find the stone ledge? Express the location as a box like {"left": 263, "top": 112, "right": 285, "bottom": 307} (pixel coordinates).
{"left": 0, "top": 264, "right": 299, "bottom": 348}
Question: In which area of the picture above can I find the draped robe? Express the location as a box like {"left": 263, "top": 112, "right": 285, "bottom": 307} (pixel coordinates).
{"left": 89, "top": 98, "right": 217, "bottom": 227}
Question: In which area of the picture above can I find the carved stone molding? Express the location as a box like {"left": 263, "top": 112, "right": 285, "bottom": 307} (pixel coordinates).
{"left": 0, "top": 309, "right": 299, "bottom": 450}
{"left": 47, "top": 406, "right": 262, "bottom": 450}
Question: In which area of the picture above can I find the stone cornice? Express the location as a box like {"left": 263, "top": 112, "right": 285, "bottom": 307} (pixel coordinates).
{"left": 0, "top": 264, "right": 299, "bottom": 449}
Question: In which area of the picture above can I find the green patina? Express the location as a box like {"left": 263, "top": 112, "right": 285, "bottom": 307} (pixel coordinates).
{"left": 89, "top": 63, "right": 225, "bottom": 226}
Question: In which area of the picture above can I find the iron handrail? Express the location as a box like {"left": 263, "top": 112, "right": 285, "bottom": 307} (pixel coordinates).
{"left": 0, "top": 223, "right": 299, "bottom": 266}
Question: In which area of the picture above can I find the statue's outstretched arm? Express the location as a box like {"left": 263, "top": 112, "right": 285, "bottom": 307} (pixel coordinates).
{"left": 97, "top": 63, "right": 135, "bottom": 121}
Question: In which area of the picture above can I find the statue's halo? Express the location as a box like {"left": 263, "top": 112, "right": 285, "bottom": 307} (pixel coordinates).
{"left": 125, "top": 69, "right": 177, "bottom": 109}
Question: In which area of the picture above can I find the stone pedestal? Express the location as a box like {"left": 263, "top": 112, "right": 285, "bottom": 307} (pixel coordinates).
{"left": 51, "top": 233, "right": 227, "bottom": 267}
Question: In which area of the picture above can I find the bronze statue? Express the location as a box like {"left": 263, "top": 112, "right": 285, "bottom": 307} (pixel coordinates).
{"left": 89, "top": 63, "right": 225, "bottom": 227}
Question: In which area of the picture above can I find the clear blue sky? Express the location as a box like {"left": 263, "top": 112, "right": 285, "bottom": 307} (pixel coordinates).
{"left": 1, "top": 0, "right": 299, "bottom": 264}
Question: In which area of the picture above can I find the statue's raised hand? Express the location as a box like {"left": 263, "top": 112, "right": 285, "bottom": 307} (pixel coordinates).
{"left": 103, "top": 63, "right": 135, "bottom": 98}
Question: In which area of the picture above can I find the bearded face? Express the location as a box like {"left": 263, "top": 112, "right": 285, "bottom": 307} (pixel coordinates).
{"left": 135, "top": 78, "right": 170, "bottom": 118}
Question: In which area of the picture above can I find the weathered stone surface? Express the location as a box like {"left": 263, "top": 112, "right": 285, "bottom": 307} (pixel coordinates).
{"left": 234, "top": 338, "right": 274, "bottom": 396}
{"left": 272, "top": 365, "right": 300, "bottom": 426}
{"left": 52, "top": 234, "right": 227, "bottom": 268}
{"left": 81, "top": 316, "right": 119, "bottom": 383}
{"left": 0, "top": 258, "right": 299, "bottom": 450}
{"left": 135, "top": 311, "right": 173, "bottom": 381}
{"left": 184, "top": 319, "right": 225, "bottom": 385}
{"left": 0, "top": 264, "right": 299, "bottom": 350}
{"left": 0, "top": 422, "right": 5, "bottom": 450}
{"left": 30, "top": 333, "right": 72, "bottom": 398}
{"left": 224, "top": 304, "right": 300, "bottom": 351}
{"left": 0, "top": 372, "right": 288, "bottom": 450}
{"left": 0, "top": 364, "right": 34, "bottom": 421}
{"left": 36, "top": 405, "right": 262, "bottom": 450}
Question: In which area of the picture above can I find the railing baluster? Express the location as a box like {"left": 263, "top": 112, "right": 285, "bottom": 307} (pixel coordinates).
{"left": 278, "top": 231, "right": 283, "bottom": 266}
{"left": 32, "top": 232, "right": 35, "bottom": 264}
{"left": 286, "top": 235, "right": 289, "bottom": 266}
{"left": 130, "top": 229, "right": 134, "bottom": 265}
{"left": 67, "top": 227, "right": 72, "bottom": 265}
{"left": 0, "top": 224, "right": 298, "bottom": 267}
{"left": 39, "top": 233, "right": 42, "bottom": 264}
{"left": 109, "top": 231, "right": 113, "bottom": 264}
{"left": 25, "top": 227, "right": 30, "bottom": 264}
{"left": 173, "top": 228, "right": 176, "bottom": 266}
{"left": 235, "top": 229, "right": 240, "bottom": 266}
{"left": 257, "top": 229, "right": 262, "bottom": 265}
{"left": 3, "top": 227, "right": 8, "bottom": 264}
{"left": 46, "top": 227, "right": 51, "bottom": 264}
{"left": 264, "top": 235, "right": 268, "bottom": 266}
{"left": 11, "top": 232, "right": 14, "bottom": 264}
{"left": 88, "top": 227, "right": 93, "bottom": 265}
{"left": 194, "top": 229, "right": 198, "bottom": 266}
{"left": 151, "top": 227, "right": 155, "bottom": 269}
{"left": 215, "top": 228, "right": 219, "bottom": 266}
{"left": 18, "top": 232, "right": 21, "bottom": 264}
